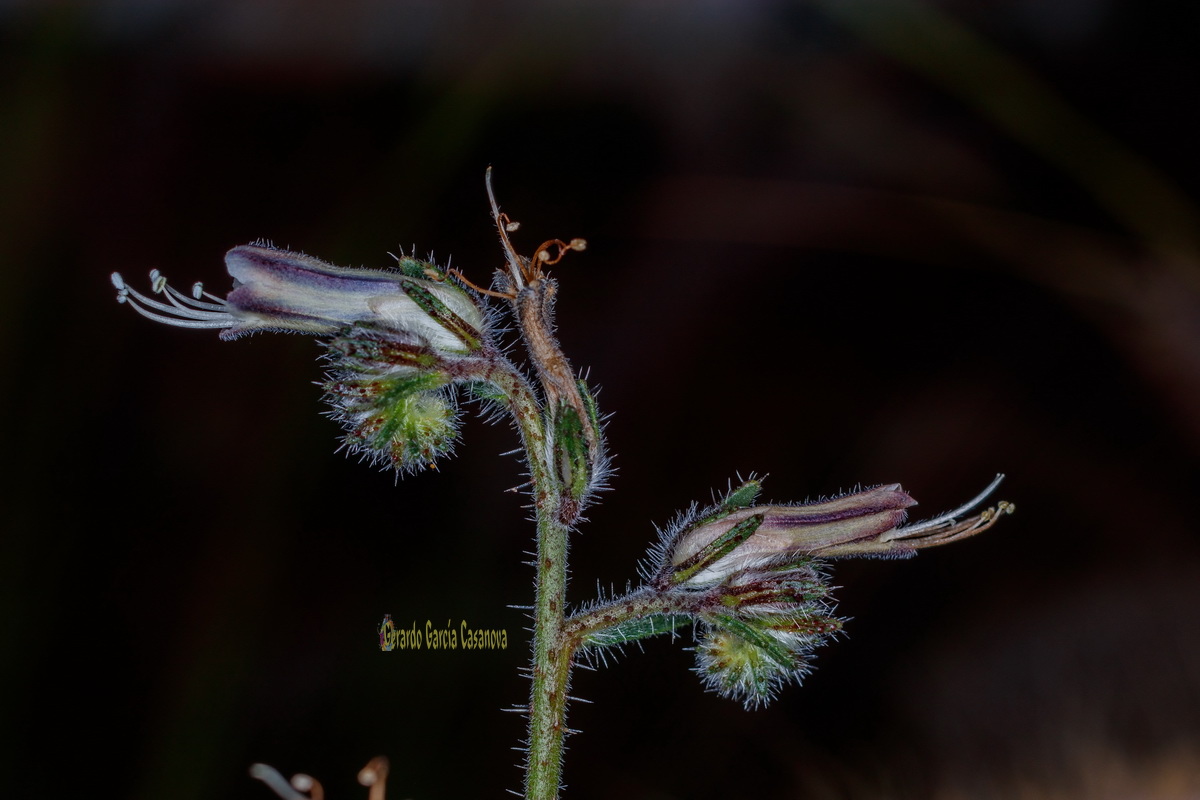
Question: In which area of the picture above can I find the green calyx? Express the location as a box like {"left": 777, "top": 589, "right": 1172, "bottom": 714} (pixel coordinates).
{"left": 720, "top": 479, "right": 762, "bottom": 512}
{"left": 394, "top": 255, "right": 442, "bottom": 280}
{"left": 672, "top": 479, "right": 763, "bottom": 573}
{"left": 671, "top": 513, "right": 764, "bottom": 585}
{"left": 553, "top": 401, "right": 591, "bottom": 504}
{"left": 399, "top": 277, "right": 482, "bottom": 352}
{"left": 576, "top": 378, "right": 602, "bottom": 442}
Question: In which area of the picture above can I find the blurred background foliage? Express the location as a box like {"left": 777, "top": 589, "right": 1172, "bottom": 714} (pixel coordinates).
{"left": 3, "top": 0, "right": 1200, "bottom": 798}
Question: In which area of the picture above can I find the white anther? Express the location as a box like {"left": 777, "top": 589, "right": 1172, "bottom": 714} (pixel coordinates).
{"left": 290, "top": 774, "right": 314, "bottom": 791}
{"left": 110, "top": 272, "right": 126, "bottom": 291}
{"left": 192, "top": 282, "right": 204, "bottom": 299}
{"left": 161, "top": 279, "right": 228, "bottom": 312}
{"left": 150, "top": 270, "right": 167, "bottom": 293}
{"left": 112, "top": 275, "right": 234, "bottom": 329}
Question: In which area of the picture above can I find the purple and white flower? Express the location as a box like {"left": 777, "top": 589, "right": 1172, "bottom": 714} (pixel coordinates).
{"left": 112, "top": 244, "right": 485, "bottom": 353}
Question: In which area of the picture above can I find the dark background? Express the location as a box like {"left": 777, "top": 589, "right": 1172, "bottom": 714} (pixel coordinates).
{"left": 4, "top": 1, "right": 1200, "bottom": 798}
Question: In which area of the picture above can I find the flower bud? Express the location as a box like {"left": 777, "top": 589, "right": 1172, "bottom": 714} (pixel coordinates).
{"left": 323, "top": 325, "right": 464, "bottom": 473}
{"left": 688, "top": 563, "right": 844, "bottom": 707}
{"left": 695, "top": 625, "right": 797, "bottom": 708}
{"left": 694, "top": 610, "right": 839, "bottom": 709}
{"left": 335, "top": 382, "right": 458, "bottom": 473}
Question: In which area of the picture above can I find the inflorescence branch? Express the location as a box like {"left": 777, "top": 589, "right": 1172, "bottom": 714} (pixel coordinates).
{"left": 112, "top": 172, "right": 1013, "bottom": 800}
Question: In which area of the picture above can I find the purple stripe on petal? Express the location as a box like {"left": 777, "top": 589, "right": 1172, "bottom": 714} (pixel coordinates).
{"left": 221, "top": 245, "right": 407, "bottom": 337}
{"left": 226, "top": 245, "right": 407, "bottom": 292}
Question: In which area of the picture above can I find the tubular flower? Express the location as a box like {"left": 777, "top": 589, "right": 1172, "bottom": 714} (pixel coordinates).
{"left": 667, "top": 474, "right": 1013, "bottom": 588}
{"left": 112, "top": 244, "right": 486, "bottom": 353}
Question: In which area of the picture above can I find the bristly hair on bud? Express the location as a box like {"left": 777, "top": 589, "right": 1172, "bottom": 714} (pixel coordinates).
{"left": 321, "top": 324, "right": 463, "bottom": 474}
{"left": 693, "top": 623, "right": 817, "bottom": 709}
{"left": 325, "top": 375, "right": 461, "bottom": 475}
{"left": 690, "top": 564, "right": 845, "bottom": 709}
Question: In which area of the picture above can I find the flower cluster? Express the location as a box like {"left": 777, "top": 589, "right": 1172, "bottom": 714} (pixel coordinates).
{"left": 114, "top": 183, "right": 1017, "bottom": 799}
{"left": 113, "top": 243, "right": 491, "bottom": 472}
{"left": 641, "top": 475, "right": 1012, "bottom": 707}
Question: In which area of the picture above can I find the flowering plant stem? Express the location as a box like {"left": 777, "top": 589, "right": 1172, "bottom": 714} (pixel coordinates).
{"left": 114, "top": 171, "right": 1013, "bottom": 800}
{"left": 528, "top": 509, "right": 571, "bottom": 800}
{"left": 470, "top": 355, "right": 572, "bottom": 798}
{"left": 503, "top": 292, "right": 583, "bottom": 800}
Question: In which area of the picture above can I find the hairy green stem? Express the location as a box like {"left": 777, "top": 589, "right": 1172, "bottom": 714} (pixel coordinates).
{"left": 484, "top": 357, "right": 571, "bottom": 800}
{"left": 527, "top": 510, "right": 571, "bottom": 800}
{"left": 484, "top": 323, "right": 666, "bottom": 799}
{"left": 485, "top": 236, "right": 602, "bottom": 796}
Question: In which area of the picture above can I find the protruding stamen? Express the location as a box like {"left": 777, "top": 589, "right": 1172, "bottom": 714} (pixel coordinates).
{"left": 884, "top": 473, "right": 1005, "bottom": 540}
{"left": 159, "top": 277, "right": 227, "bottom": 312}
{"left": 120, "top": 300, "right": 235, "bottom": 329}
{"left": 903, "top": 500, "right": 1015, "bottom": 547}
{"left": 113, "top": 272, "right": 235, "bottom": 330}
